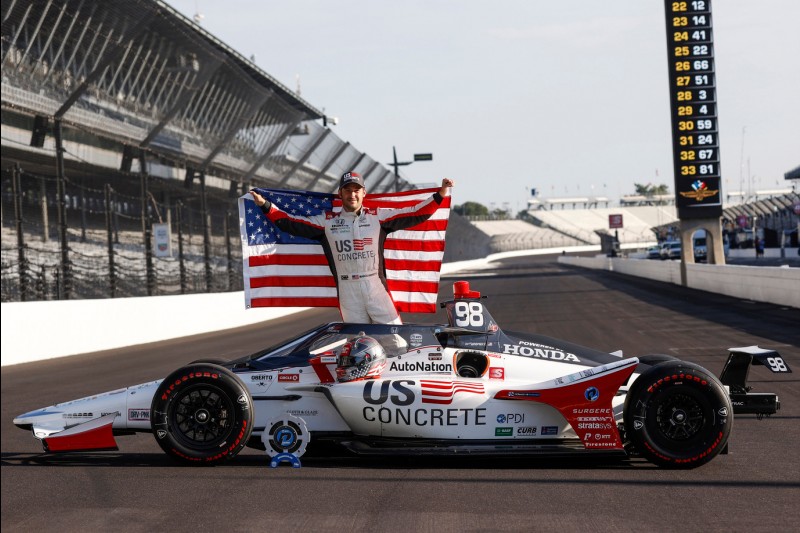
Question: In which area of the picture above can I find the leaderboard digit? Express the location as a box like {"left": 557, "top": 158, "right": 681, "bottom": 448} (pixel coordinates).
{"left": 665, "top": 0, "right": 722, "bottom": 218}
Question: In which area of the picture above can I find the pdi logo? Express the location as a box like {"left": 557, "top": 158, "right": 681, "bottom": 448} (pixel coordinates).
{"left": 496, "top": 413, "right": 525, "bottom": 424}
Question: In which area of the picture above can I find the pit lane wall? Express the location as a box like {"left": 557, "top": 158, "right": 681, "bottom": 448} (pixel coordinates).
{"left": 558, "top": 255, "right": 800, "bottom": 309}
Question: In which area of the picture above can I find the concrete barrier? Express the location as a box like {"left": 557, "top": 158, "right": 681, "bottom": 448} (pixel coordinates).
{"left": 559, "top": 255, "right": 799, "bottom": 309}
{"left": 4, "top": 247, "right": 795, "bottom": 367}
{"left": 1, "top": 250, "right": 593, "bottom": 366}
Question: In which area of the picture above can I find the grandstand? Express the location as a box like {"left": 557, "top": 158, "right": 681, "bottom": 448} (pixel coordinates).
{"left": 471, "top": 220, "right": 584, "bottom": 252}
{"left": 0, "top": 0, "right": 425, "bottom": 302}
{"left": 525, "top": 205, "right": 675, "bottom": 246}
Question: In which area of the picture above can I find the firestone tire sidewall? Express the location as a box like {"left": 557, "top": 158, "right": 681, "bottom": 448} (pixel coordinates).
{"left": 625, "top": 361, "right": 732, "bottom": 468}
{"left": 151, "top": 364, "right": 253, "bottom": 465}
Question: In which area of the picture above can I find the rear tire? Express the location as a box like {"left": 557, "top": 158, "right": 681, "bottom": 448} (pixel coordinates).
{"left": 624, "top": 361, "right": 732, "bottom": 468}
{"left": 151, "top": 363, "right": 253, "bottom": 465}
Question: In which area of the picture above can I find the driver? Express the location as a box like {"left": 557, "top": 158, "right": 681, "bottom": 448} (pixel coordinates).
{"left": 336, "top": 335, "right": 387, "bottom": 382}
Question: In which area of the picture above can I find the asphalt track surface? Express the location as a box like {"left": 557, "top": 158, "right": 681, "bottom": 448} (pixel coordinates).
{"left": 2, "top": 256, "right": 799, "bottom": 532}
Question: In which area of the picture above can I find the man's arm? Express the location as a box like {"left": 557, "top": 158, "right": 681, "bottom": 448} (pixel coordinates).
{"left": 249, "top": 190, "right": 325, "bottom": 240}
{"left": 378, "top": 178, "right": 454, "bottom": 232}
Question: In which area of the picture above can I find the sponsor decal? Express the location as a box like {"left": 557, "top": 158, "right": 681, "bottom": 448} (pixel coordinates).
{"left": 507, "top": 391, "right": 539, "bottom": 398}
{"left": 495, "top": 427, "right": 513, "bottom": 436}
{"left": 489, "top": 367, "right": 504, "bottom": 380}
{"left": 128, "top": 409, "right": 150, "bottom": 421}
{"left": 517, "top": 426, "right": 537, "bottom": 436}
{"left": 363, "top": 406, "right": 487, "bottom": 426}
{"left": 278, "top": 374, "right": 300, "bottom": 382}
{"left": 410, "top": 333, "right": 424, "bottom": 347}
{"left": 633, "top": 420, "right": 644, "bottom": 430}
{"left": 287, "top": 409, "right": 318, "bottom": 417}
{"left": 320, "top": 355, "right": 337, "bottom": 364}
{"left": 428, "top": 353, "right": 442, "bottom": 361}
{"left": 156, "top": 429, "right": 167, "bottom": 439}
{"left": 250, "top": 374, "right": 274, "bottom": 382}
{"left": 63, "top": 412, "right": 94, "bottom": 419}
{"left": 718, "top": 407, "right": 728, "bottom": 417}
{"left": 389, "top": 361, "right": 453, "bottom": 373}
{"left": 497, "top": 413, "right": 525, "bottom": 424}
{"left": 572, "top": 408, "right": 611, "bottom": 414}
{"left": 460, "top": 341, "right": 487, "bottom": 348}
{"left": 541, "top": 426, "right": 559, "bottom": 436}
{"left": 501, "top": 344, "right": 580, "bottom": 362}
{"left": 584, "top": 386, "right": 600, "bottom": 402}
{"left": 237, "top": 394, "right": 248, "bottom": 405}
{"left": 363, "top": 379, "right": 484, "bottom": 406}
{"left": 360, "top": 380, "right": 487, "bottom": 426}
{"left": 577, "top": 422, "right": 613, "bottom": 429}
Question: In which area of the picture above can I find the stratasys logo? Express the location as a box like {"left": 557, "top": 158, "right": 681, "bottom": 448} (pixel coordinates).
{"left": 502, "top": 343, "right": 580, "bottom": 362}
{"left": 389, "top": 361, "right": 452, "bottom": 373}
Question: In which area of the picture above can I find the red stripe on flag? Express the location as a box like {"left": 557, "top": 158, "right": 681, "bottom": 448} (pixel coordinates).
{"left": 385, "top": 258, "right": 442, "bottom": 271}
{"left": 395, "top": 302, "right": 437, "bottom": 313}
{"left": 250, "top": 275, "right": 336, "bottom": 288}
{"left": 397, "top": 219, "right": 448, "bottom": 232}
{"left": 384, "top": 239, "right": 445, "bottom": 252}
{"left": 250, "top": 297, "right": 340, "bottom": 308}
{"left": 249, "top": 254, "right": 328, "bottom": 267}
{"left": 366, "top": 195, "right": 451, "bottom": 209}
{"left": 387, "top": 279, "right": 440, "bottom": 293}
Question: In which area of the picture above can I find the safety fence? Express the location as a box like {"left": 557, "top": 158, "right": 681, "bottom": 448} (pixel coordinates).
{"left": 1, "top": 165, "right": 242, "bottom": 302}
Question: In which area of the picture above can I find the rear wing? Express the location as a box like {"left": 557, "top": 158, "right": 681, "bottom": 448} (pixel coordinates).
{"left": 720, "top": 346, "right": 791, "bottom": 418}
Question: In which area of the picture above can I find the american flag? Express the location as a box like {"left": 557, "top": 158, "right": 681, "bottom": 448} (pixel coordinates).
{"left": 420, "top": 380, "right": 485, "bottom": 404}
{"left": 239, "top": 187, "right": 451, "bottom": 313}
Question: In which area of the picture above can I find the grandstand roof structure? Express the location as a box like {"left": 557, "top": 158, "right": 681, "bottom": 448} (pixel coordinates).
{"left": 1, "top": 0, "right": 407, "bottom": 193}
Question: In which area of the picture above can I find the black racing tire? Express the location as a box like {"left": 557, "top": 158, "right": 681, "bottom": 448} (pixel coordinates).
{"left": 624, "top": 360, "right": 732, "bottom": 468}
{"left": 637, "top": 354, "right": 678, "bottom": 367}
{"left": 151, "top": 363, "right": 253, "bottom": 465}
{"left": 189, "top": 358, "right": 229, "bottom": 366}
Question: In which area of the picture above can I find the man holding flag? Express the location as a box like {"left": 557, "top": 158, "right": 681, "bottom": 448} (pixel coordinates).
{"left": 247, "top": 172, "right": 454, "bottom": 324}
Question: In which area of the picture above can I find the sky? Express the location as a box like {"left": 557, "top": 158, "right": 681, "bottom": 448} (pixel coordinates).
{"left": 170, "top": 0, "right": 799, "bottom": 211}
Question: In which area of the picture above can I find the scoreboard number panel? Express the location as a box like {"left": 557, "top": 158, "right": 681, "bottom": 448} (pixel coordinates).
{"left": 665, "top": 0, "right": 722, "bottom": 218}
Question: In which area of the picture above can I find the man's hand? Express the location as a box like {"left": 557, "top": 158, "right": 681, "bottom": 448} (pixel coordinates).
{"left": 439, "top": 178, "right": 455, "bottom": 197}
{"left": 249, "top": 189, "right": 266, "bottom": 207}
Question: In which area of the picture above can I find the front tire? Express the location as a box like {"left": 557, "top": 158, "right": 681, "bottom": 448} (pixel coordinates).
{"left": 151, "top": 363, "right": 253, "bottom": 465}
{"left": 624, "top": 361, "right": 732, "bottom": 468}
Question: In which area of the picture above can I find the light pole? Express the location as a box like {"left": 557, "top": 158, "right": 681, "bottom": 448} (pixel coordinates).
{"left": 390, "top": 146, "right": 432, "bottom": 192}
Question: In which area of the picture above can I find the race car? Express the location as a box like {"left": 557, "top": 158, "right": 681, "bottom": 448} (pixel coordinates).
{"left": 13, "top": 281, "right": 791, "bottom": 468}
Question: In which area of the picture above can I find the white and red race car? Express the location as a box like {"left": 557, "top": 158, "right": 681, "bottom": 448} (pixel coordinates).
{"left": 14, "top": 281, "right": 790, "bottom": 468}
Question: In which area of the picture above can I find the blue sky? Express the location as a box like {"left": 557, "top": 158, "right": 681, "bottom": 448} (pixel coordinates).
{"left": 171, "top": 1, "right": 799, "bottom": 210}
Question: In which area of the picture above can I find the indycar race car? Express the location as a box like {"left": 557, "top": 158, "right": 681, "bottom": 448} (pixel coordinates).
{"left": 13, "top": 281, "right": 791, "bottom": 468}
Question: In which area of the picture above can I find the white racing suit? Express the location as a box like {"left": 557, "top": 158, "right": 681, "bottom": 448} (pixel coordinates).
{"left": 260, "top": 192, "right": 444, "bottom": 324}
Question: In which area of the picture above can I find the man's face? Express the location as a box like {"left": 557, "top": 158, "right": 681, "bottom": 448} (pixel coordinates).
{"left": 339, "top": 184, "right": 365, "bottom": 212}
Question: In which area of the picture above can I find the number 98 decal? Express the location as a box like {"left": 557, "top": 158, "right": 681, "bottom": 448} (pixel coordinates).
{"left": 765, "top": 357, "right": 789, "bottom": 373}
{"left": 455, "top": 301, "right": 484, "bottom": 328}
